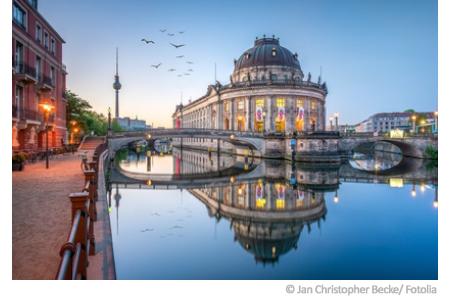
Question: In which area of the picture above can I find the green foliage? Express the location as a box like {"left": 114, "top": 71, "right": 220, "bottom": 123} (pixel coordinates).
{"left": 65, "top": 90, "right": 123, "bottom": 135}
{"left": 404, "top": 109, "right": 415, "bottom": 113}
{"left": 425, "top": 145, "right": 438, "bottom": 161}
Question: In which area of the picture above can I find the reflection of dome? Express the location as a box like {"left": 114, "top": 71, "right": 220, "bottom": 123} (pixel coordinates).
{"left": 234, "top": 37, "right": 301, "bottom": 72}
{"left": 236, "top": 233, "right": 300, "bottom": 264}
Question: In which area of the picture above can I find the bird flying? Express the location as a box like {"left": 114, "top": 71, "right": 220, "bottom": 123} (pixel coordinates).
{"left": 168, "top": 33, "right": 175, "bottom": 36}
{"left": 187, "top": 69, "right": 193, "bottom": 72}
{"left": 160, "top": 29, "right": 167, "bottom": 32}
{"left": 177, "top": 74, "right": 183, "bottom": 77}
{"left": 141, "top": 38, "right": 155, "bottom": 44}
{"left": 176, "top": 55, "right": 184, "bottom": 58}
{"left": 186, "top": 61, "right": 194, "bottom": 64}
{"left": 168, "top": 68, "right": 176, "bottom": 72}
{"left": 179, "top": 31, "right": 185, "bottom": 34}
{"left": 170, "top": 43, "right": 186, "bottom": 48}
{"left": 184, "top": 73, "right": 190, "bottom": 76}
{"left": 151, "top": 63, "right": 162, "bottom": 68}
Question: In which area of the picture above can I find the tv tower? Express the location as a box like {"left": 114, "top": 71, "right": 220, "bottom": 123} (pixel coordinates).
{"left": 113, "top": 47, "right": 122, "bottom": 119}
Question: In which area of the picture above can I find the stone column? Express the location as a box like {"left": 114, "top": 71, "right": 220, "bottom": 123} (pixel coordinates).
{"left": 265, "top": 97, "right": 272, "bottom": 132}
{"left": 305, "top": 98, "right": 310, "bottom": 131}
{"left": 286, "top": 97, "right": 294, "bottom": 134}
{"left": 231, "top": 99, "right": 235, "bottom": 130}
{"left": 246, "top": 97, "right": 251, "bottom": 131}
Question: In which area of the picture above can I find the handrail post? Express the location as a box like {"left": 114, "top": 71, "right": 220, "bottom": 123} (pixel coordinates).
{"left": 69, "top": 191, "right": 89, "bottom": 279}
{"left": 84, "top": 170, "right": 97, "bottom": 255}
{"left": 84, "top": 169, "right": 97, "bottom": 220}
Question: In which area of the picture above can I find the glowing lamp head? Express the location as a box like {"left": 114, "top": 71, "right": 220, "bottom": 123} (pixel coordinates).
{"left": 39, "top": 102, "right": 54, "bottom": 113}
{"left": 333, "top": 195, "right": 339, "bottom": 203}
{"left": 433, "top": 201, "right": 438, "bottom": 208}
{"left": 411, "top": 115, "right": 417, "bottom": 121}
{"left": 411, "top": 190, "right": 417, "bottom": 197}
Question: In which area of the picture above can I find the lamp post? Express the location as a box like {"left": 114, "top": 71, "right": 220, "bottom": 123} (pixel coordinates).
{"left": 334, "top": 112, "right": 339, "bottom": 131}
{"left": 434, "top": 111, "right": 438, "bottom": 133}
{"left": 329, "top": 117, "right": 333, "bottom": 131}
{"left": 70, "top": 120, "right": 77, "bottom": 144}
{"left": 39, "top": 102, "right": 54, "bottom": 169}
{"left": 411, "top": 114, "right": 417, "bottom": 134}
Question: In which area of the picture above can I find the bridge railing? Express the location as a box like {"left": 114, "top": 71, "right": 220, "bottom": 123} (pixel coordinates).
{"left": 55, "top": 142, "right": 105, "bottom": 280}
{"left": 111, "top": 129, "right": 342, "bottom": 139}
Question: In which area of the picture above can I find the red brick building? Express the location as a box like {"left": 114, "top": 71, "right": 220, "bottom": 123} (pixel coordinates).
{"left": 12, "top": 0, "right": 67, "bottom": 151}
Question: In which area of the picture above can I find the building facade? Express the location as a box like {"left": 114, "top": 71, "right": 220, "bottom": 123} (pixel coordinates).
{"left": 116, "top": 116, "right": 148, "bottom": 131}
{"left": 355, "top": 112, "right": 436, "bottom": 133}
{"left": 172, "top": 36, "right": 327, "bottom": 134}
{"left": 12, "top": 0, "right": 67, "bottom": 151}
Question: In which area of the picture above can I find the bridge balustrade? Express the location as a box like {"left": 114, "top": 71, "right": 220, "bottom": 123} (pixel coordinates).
{"left": 55, "top": 142, "right": 106, "bottom": 280}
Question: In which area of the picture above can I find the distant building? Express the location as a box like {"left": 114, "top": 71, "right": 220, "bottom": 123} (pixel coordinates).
{"left": 116, "top": 116, "right": 147, "bottom": 131}
{"left": 12, "top": 0, "right": 67, "bottom": 151}
{"left": 355, "top": 112, "right": 436, "bottom": 133}
{"left": 172, "top": 36, "right": 328, "bottom": 134}
{"left": 338, "top": 124, "right": 356, "bottom": 134}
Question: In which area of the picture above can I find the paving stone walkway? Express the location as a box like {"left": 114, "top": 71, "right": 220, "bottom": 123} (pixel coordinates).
{"left": 12, "top": 153, "right": 86, "bottom": 279}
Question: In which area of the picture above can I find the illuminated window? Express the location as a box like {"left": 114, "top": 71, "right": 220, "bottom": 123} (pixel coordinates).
{"left": 255, "top": 99, "right": 264, "bottom": 107}
{"left": 272, "top": 48, "right": 277, "bottom": 57}
{"left": 237, "top": 100, "right": 245, "bottom": 110}
{"left": 276, "top": 98, "right": 285, "bottom": 107}
{"left": 276, "top": 199, "right": 285, "bottom": 209}
{"left": 297, "top": 99, "right": 304, "bottom": 107}
{"left": 256, "top": 198, "right": 266, "bottom": 209}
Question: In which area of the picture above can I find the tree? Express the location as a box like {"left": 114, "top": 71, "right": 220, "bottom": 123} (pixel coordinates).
{"left": 404, "top": 109, "right": 415, "bottom": 113}
{"left": 65, "top": 90, "right": 122, "bottom": 136}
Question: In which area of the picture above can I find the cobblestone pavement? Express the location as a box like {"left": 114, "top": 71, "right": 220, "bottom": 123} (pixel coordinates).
{"left": 12, "top": 153, "right": 85, "bottom": 279}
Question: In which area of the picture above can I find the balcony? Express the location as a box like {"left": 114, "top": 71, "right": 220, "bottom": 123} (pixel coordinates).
{"left": 14, "top": 63, "right": 37, "bottom": 84}
{"left": 12, "top": 106, "right": 55, "bottom": 125}
{"left": 37, "top": 76, "right": 54, "bottom": 91}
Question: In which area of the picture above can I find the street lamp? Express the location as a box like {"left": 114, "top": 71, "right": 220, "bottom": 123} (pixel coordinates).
{"left": 411, "top": 114, "right": 417, "bottom": 133}
{"left": 434, "top": 111, "right": 438, "bottom": 133}
{"left": 39, "top": 101, "right": 55, "bottom": 169}
{"left": 329, "top": 117, "right": 334, "bottom": 131}
{"left": 333, "top": 190, "right": 339, "bottom": 203}
{"left": 334, "top": 112, "right": 339, "bottom": 130}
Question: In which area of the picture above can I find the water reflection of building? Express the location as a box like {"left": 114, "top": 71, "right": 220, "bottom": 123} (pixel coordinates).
{"left": 172, "top": 36, "right": 327, "bottom": 134}
{"left": 191, "top": 180, "right": 326, "bottom": 263}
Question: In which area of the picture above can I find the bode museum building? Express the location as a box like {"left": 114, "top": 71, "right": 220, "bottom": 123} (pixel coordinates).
{"left": 172, "top": 36, "right": 328, "bottom": 134}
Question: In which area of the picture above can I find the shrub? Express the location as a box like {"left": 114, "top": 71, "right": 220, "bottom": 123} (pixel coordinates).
{"left": 12, "top": 152, "right": 27, "bottom": 163}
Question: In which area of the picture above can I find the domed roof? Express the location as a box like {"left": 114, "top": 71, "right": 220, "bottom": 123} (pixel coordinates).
{"left": 234, "top": 37, "right": 301, "bottom": 72}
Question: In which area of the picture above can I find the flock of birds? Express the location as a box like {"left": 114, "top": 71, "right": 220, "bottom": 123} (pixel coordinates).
{"left": 141, "top": 29, "right": 194, "bottom": 78}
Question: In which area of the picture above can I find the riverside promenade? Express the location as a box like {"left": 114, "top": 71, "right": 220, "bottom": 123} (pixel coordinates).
{"left": 12, "top": 150, "right": 115, "bottom": 280}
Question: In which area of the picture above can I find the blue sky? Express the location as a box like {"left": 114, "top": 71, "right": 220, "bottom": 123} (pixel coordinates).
{"left": 40, "top": 0, "right": 437, "bottom": 127}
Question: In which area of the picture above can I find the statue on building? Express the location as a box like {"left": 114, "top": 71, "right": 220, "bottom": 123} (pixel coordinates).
{"left": 307, "top": 72, "right": 311, "bottom": 82}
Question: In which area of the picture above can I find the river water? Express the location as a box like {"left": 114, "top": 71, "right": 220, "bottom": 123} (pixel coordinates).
{"left": 107, "top": 147, "right": 438, "bottom": 280}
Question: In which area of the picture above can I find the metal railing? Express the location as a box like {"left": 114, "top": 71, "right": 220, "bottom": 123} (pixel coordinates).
{"left": 14, "top": 62, "right": 36, "bottom": 78}
{"left": 56, "top": 142, "right": 106, "bottom": 280}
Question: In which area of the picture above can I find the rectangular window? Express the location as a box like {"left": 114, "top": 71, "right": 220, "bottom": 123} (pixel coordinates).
{"left": 44, "top": 32, "right": 49, "bottom": 49}
{"left": 50, "top": 66, "right": 55, "bottom": 85}
{"left": 15, "top": 85, "right": 23, "bottom": 112}
{"left": 13, "top": 3, "right": 26, "bottom": 28}
{"left": 276, "top": 98, "right": 285, "bottom": 107}
{"left": 237, "top": 100, "right": 245, "bottom": 110}
{"left": 51, "top": 38, "right": 56, "bottom": 55}
{"left": 310, "top": 100, "right": 317, "bottom": 110}
{"left": 255, "top": 98, "right": 265, "bottom": 107}
{"left": 296, "top": 99, "right": 304, "bottom": 108}
{"left": 35, "top": 24, "right": 42, "bottom": 42}
{"left": 35, "top": 56, "right": 41, "bottom": 81}
{"left": 14, "top": 41, "right": 23, "bottom": 72}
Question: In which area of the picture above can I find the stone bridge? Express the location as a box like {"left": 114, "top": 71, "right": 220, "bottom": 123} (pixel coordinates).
{"left": 339, "top": 133, "right": 437, "bottom": 159}
{"left": 107, "top": 129, "right": 437, "bottom": 160}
